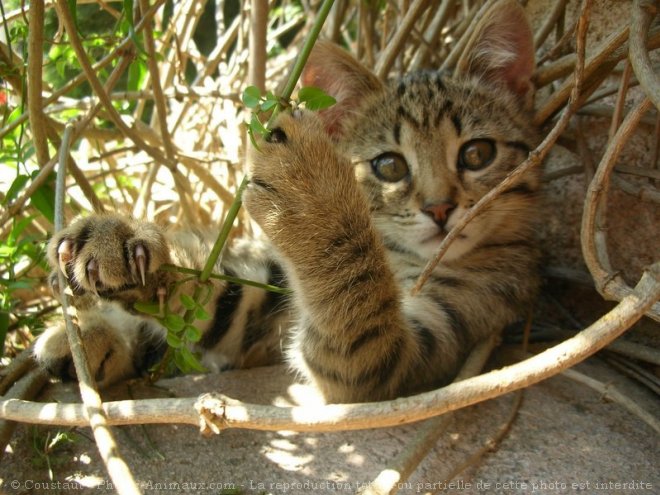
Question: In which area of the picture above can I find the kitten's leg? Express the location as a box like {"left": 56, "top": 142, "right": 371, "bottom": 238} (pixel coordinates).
{"left": 34, "top": 214, "right": 173, "bottom": 385}
{"left": 245, "top": 111, "right": 419, "bottom": 403}
{"left": 33, "top": 304, "right": 166, "bottom": 386}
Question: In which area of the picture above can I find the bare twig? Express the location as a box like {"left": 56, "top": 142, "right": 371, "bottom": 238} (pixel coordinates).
{"left": 54, "top": 124, "right": 141, "bottom": 495}
{"left": 27, "top": 0, "right": 50, "bottom": 167}
{"left": 629, "top": 0, "right": 660, "bottom": 110}
{"left": 534, "top": 24, "right": 629, "bottom": 125}
{"left": 0, "top": 348, "right": 37, "bottom": 395}
{"left": 248, "top": 0, "right": 269, "bottom": 91}
{"left": 580, "top": 97, "right": 660, "bottom": 321}
{"left": 375, "top": 0, "right": 432, "bottom": 79}
{"left": 3, "top": 264, "right": 658, "bottom": 432}
{"left": 561, "top": 367, "right": 660, "bottom": 434}
{"left": 443, "top": 0, "right": 495, "bottom": 72}
{"left": 534, "top": 0, "right": 569, "bottom": 48}
{"left": 604, "top": 354, "right": 660, "bottom": 396}
{"left": 608, "top": 61, "right": 633, "bottom": 141}
{"left": 138, "top": 0, "right": 177, "bottom": 161}
{"left": 432, "top": 391, "right": 525, "bottom": 491}
{"left": 409, "top": 0, "right": 454, "bottom": 70}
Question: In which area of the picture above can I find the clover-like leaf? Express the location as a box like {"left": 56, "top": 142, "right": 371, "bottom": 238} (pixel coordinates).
{"left": 185, "top": 325, "right": 202, "bottom": 343}
{"left": 242, "top": 86, "right": 262, "bottom": 109}
{"left": 298, "top": 86, "right": 336, "bottom": 111}
{"left": 134, "top": 301, "right": 162, "bottom": 316}
{"left": 195, "top": 306, "right": 211, "bottom": 321}
{"left": 164, "top": 313, "right": 185, "bottom": 332}
{"left": 166, "top": 331, "right": 183, "bottom": 349}
{"left": 179, "top": 294, "right": 196, "bottom": 310}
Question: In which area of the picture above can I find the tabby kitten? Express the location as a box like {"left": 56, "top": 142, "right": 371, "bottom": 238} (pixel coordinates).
{"left": 34, "top": 0, "right": 540, "bottom": 403}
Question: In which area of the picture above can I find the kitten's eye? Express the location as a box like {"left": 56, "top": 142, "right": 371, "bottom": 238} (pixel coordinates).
{"left": 371, "top": 153, "right": 409, "bottom": 182}
{"left": 458, "top": 139, "right": 496, "bottom": 171}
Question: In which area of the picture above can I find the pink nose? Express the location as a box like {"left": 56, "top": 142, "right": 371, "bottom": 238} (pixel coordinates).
{"left": 422, "top": 202, "right": 456, "bottom": 227}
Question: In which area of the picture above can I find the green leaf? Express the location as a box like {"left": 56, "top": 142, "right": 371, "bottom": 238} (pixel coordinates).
{"left": 298, "top": 86, "right": 336, "bottom": 111}
{"left": 184, "top": 325, "right": 201, "bottom": 342}
{"left": 249, "top": 113, "right": 269, "bottom": 137}
{"left": 179, "top": 294, "right": 196, "bottom": 310}
{"left": 247, "top": 125, "right": 261, "bottom": 152}
{"left": 261, "top": 91, "right": 279, "bottom": 111}
{"left": 4, "top": 280, "right": 34, "bottom": 291}
{"left": 260, "top": 99, "right": 278, "bottom": 112}
{"left": 133, "top": 301, "right": 161, "bottom": 316}
{"left": 179, "top": 347, "right": 206, "bottom": 372}
{"left": 164, "top": 313, "right": 185, "bottom": 332}
{"left": 0, "top": 247, "right": 16, "bottom": 258}
{"left": 0, "top": 311, "right": 8, "bottom": 358}
{"left": 242, "top": 86, "right": 262, "bottom": 109}
{"left": 3, "top": 174, "right": 29, "bottom": 206}
{"left": 127, "top": 58, "right": 147, "bottom": 92}
{"left": 29, "top": 172, "right": 56, "bottom": 224}
{"left": 194, "top": 306, "right": 210, "bottom": 321}
{"left": 166, "top": 331, "right": 183, "bottom": 349}
{"left": 8, "top": 216, "right": 35, "bottom": 246}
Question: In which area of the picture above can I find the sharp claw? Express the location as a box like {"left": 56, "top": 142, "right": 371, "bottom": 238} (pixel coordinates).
{"left": 135, "top": 244, "right": 147, "bottom": 286}
{"left": 49, "top": 273, "right": 60, "bottom": 296}
{"left": 87, "top": 259, "right": 99, "bottom": 295}
{"left": 157, "top": 287, "right": 167, "bottom": 315}
{"left": 57, "top": 240, "right": 72, "bottom": 276}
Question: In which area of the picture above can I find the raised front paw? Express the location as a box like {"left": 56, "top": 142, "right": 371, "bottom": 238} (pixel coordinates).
{"left": 244, "top": 110, "right": 360, "bottom": 246}
{"left": 48, "top": 214, "right": 170, "bottom": 301}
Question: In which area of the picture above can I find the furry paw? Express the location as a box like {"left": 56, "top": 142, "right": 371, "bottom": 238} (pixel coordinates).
{"left": 244, "top": 110, "right": 359, "bottom": 246}
{"left": 33, "top": 307, "right": 141, "bottom": 386}
{"left": 48, "top": 214, "right": 170, "bottom": 303}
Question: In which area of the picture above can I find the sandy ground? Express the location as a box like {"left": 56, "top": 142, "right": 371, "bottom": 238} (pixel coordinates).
{"left": 1, "top": 344, "right": 658, "bottom": 495}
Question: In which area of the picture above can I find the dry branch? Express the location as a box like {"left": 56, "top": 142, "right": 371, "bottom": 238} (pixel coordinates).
{"left": 580, "top": 97, "right": 660, "bottom": 322}
{"left": 53, "top": 126, "right": 141, "bottom": 495}
{"left": 374, "top": 0, "right": 432, "bottom": 79}
{"left": 2, "top": 263, "right": 658, "bottom": 431}
{"left": 249, "top": 0, "right": 269, "bottom": 90}
{"left": 561, "top": 367, "right": 660, "bottom": 434}
{"left": 27, "top": 0, "right": 50, "bottom": 168}
{"left": 630, "top": 0, "right": 660, "bottom": 109}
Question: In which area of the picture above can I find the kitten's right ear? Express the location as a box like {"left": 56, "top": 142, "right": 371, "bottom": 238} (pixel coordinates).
{"left": 301, "top": 41, "right": 384, "bottom": 137}
{"left": 455, "top": 0, "right": 535, "bottom": 107}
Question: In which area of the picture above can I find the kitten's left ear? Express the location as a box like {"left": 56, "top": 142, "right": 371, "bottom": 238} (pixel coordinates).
{"left": 456, "top": 0, "right": 535, "bottom": 105}
{"left": 301, "top": 41, "right": 384, "bottom": 137}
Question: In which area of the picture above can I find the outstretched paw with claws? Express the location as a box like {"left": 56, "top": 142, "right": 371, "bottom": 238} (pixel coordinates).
{"left": 48, "top": 214, "right": 171, "bottom": 305}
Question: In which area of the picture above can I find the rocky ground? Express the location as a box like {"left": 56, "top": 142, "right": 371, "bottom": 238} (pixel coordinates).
{"left": 1, "top": 337, "right": 658, "bottom": 495}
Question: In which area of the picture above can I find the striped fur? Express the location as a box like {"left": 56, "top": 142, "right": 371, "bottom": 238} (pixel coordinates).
{"left": 34, "top": 0, "right": 540, "bottom": 403}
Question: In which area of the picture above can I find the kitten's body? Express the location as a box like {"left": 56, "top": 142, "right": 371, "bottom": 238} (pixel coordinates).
{"left": 34, "top": 0, "right": 541, "bottom": 403}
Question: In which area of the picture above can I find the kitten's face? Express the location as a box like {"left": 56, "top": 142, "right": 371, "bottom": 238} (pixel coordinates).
{"left": 340, "top": 71, "right": 541, "bottom": 262}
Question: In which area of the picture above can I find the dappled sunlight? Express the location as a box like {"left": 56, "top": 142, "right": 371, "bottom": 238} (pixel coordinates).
{"left": 285, "top": 382, "right": 326, "bottom": 406}
{"left": 270, "top": 438, "right": 299, "bottom": 452}
{"left": 263, "top": 445, "right": 314, "bottom": 472}
{"left": 70, "top": 474, "right": 106, "bottom": 489}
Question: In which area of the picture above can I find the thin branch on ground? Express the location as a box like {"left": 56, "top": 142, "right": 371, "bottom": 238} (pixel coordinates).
{"left": 2, "top": 263, "right": 657, "bottom": 432}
